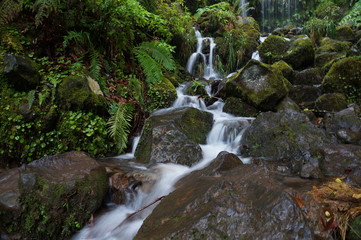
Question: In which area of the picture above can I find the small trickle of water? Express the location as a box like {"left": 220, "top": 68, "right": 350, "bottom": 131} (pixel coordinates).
{"left": 239, "top": 0, "right": 248, "bottom": 18}
{"left": 186, "top": 30, "right": 220, "bottom": 80}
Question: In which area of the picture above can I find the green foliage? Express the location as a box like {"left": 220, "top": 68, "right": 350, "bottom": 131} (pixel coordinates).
{"left": 315, "top": 1, "right": 341, "bottom": 21}
{"left": 340, "top": 0, "right": 361, "bottom": 28}
{"left": 30, "top": 0, "right": 64, "bottom": 27}
{"left": 0, "top": 0, "right": 23, "bottom": 26}
{"left": 107, "top": 103, "right": 134, "bottom": 154}
{"left": 128, "top": 74, "right": 145, "bottom": 109}
{"left": 304, "top": 17, "right": 336, "bottom": 44}
{"left": 134, "top": 41, "right": 176, "bottom": 85}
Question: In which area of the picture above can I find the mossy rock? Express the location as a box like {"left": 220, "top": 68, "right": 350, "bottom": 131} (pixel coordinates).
{"left": 322, "top": 57, "right": 361, "bottom": 104}
{"left": 315, "top": 93, "right": 348, "bottom": 112}
{"left": 348, "top": 38, "right": 361, "bottom": 57}
{"left": 283, "top": 37, "right": 315, "bottom": 70}
{"left": 288, "top": 85, "right": 321, "bottom": 105}
{"left": 258, "top": 35, "right": 289, "bottom": 64}
{"left": 315, "top": 52, "right": 345, "bottom": 68}
{"left": 276, "top": 97, "right": 301, "bottom": 112}
{"left": 219, "top": 59, "right": 291, "bottom": 111}
{"left": 2, "top": 152, "right": 108, "bottom": 239}
{"left": 335, "top": 26, "right": 355, "bottom": 41}
{"left": 185, "top": 80, "right": 208, "bottom": 97}
{"left": 271, "top": 61, "right": 294, "bottom": 82}
{"left": 223, "top": 97, "right": 258, "bottom": 117}
{"left": 316, "top": 38, "right": 352, "bottom": 55}
{"left": 146, "top": 77, "right": 177, "bottom": 113}
{"left": 3, "top": 54, "right": 40, "bottom": 91}
{"left": 56, "top": 75, "right": 107, "bottom": 115}
{"left": 134, "top": 107, "right": 213, "bottom": 166}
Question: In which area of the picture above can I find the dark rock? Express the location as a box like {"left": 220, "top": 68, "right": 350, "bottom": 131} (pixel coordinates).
{"left": 240, "top": 109, "right": 336, "bottom": 177}
{"left": 288, "top": 85, "right": 321, "bottom": 105}
{"left": 135, "top": 107, "right": 213, "bottom": 166}
{"left": 56, "top": 75, "right": 107, "bottom": 115}
{"left": 135, "top": 165, "right": 313, "bottom": 240}
{"left": 185, "top": 81, "right": 208, "bottom": 97}
{"left": 293, "top": 68, "right": 324, "bottom": 85}
{"left": 223, "top": 97, "right": 259, "bottom": 117}
{"left": 320, "top": 144, "right": 361, "bottom": 177}
{"left": 345, "top": 166, "right": 361, "bottom": 188}
{"left": 348, "top": 38, "right": 361, "bottom": 57}
{"left": 315, "top": 52, "right": 344, "bottom": 68}
{"left": 201, "top": 151, "right": 243, "bottom": 176}
{"left": 258, "top": 35, "right": 289, "bottom": 64}
{"left": 315, "top": 93, "right": 348, "bottom": 112}
{"left": 335, "top": 26, "right": 355, "bottom": 41}
{"left": 275, "top": 97, "right": 300, "bottom": 112}
{"left": 218, "top": 60, "right": 291, "bottom": 111}
{"left": 3, "top": 54, "right": 40, "bottom": 91}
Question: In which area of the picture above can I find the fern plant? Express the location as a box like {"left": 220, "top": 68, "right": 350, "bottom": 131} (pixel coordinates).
{"left": 128, "top": 74, "right": 145, "bottom": 109}
{"left": 107, "top": 103, "right": 134, "bottom": 154}
{"left": 134, "top": 41, "right": 176, "bottom": 85}
{"left": 0, "top": 0, "right": 23, "bottom": 26}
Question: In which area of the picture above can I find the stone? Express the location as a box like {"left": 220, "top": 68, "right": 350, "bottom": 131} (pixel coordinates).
{"left": 293, "top": 68, "right": 324, "bottom": 85}
{"left": 3, "top": 54, "right": 40, "bottom": 91}
{"left": 218, "top": 59, "right": 291, "bottom": 111}
{"left": 288, "top": 85, "right": 321, "bottom": 105}
{"left": 315, "top": 93, "right": 348, "bottom": 112}
{"left": 223, "top": 97, "right": 258, "bottom": 117}
{"left": 283, "top": 36, "right": 315, "bottom": 70}
{"left": 135, "top": 107, "right": 213, "bottom": 166}
{"left": 258, "top": 35, "right": 289, "bottom": 64}
{"left": 271, "top": 61, "right": 294, "bottom": 82}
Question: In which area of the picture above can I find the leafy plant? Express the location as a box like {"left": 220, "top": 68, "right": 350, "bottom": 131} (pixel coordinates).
{"left": 134, "top": 41, "right": 176, "bottom": 85}
{"left": 107, "top": 103, "right": 134, "bottom": 154}
{"left": 340, "top": 0, "right": 361, "bottom": 28}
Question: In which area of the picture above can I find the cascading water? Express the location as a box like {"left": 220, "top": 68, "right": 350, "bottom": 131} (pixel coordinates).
{"left": 186, "top": 30, "right": 219, "bottom": 80}
{"left": 260, "top": 0, "right": 300, "bottom": 32}
{"left": 73, "top": 28, "right": 253, "bottom": 240}
{"left": 251, "top": 35, "right": 268, "bottom": 61}
{"left": 239, "top": 0, "right": 248, "bottom": 18}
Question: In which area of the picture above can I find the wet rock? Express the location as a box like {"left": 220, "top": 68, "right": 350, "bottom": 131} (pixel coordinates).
{"left": 0, "top": 151, "right": 109, "bottom": 239}
{"left": 135, "top": 107, "right": 213, "bottom": 166}
{"left": 135, "top": 165, "right": 313, "bottom": 240}
{"left": 322, "top": 57, "right": 361, "bottom": 103}
{"left": 240, "top": 109, "right": 336, "bottom": 177}
{"left": 201, "top": 151, "right": 243, "bottom": 176}
{"left": 275, "top": 97, "right": 301, "bottom": 112}
{"left": 315, "top": 93, "right": 348, "bottom": 112}
{"left": 320, "top": 144, "right": 361, "bottom": 177}
{"left": 218, "top": 59, "right": 291, "bottom": 111}
{"left": 3, "top": 54, "right": 40, "bottom": 91}
{"left": 271, "top": 61, "right": 294, "bottom": 82}
{"left": 56, "top": 75, "right": 107, "bottom": 115}
{"left": 146, "top": 77, "right": 177, "bottom": 112}
{"left": 184, "top": 81, "right": 208, "bottom": 97}
{"left": 293, "top": 68, "right": 324, "bottom": 85}
{"left": 223, "top": 97, "right": 258, "bottom": 117}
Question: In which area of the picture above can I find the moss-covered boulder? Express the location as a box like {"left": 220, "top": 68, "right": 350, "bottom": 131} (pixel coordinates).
{"left": 0, "top": 151, "right": 108, "bottom": 239}
{"left": 315, "top": 38, "right": 352, "bottom": 67}
{"left": 3, "top": 54, "right": 40, "bottom": 91}
{"left": 322, "top": 57, "right": 361, "bottom": 104}
{"left": 56, "top": 75, "right": 107, "bottom": 115}
{"left": 293, "top": 67, "right": 324, "bottom": 85}
{"left": 240, "top": 109, "right": 336, "bottom": 178}
{"left": 146, "top": 77, "right": 177, "bottom": 113}
{"left": 315, "top": 93, "right": 348, "bottom": 112}
{"left": 135, "top": 107, "right": 213, "bottom": 166}
{"left": 271, "top": 61, "right": 294, "bottom": 82}
{"left": 258, "top": 35, "right": 289, "bottom": 64}
{"left": 276, "top": 97, "right": 301, "bottom": 112}
{"left": 348, "top": 38, "right": 361, "bottom": 57}
{"left": 218, "top": 60, "right": 291, "bottom": 111}
{"left": 185, "top": 80, "right": 208, "bottom": 97}
{"left": 288, "top": 85, "right": 321, "bottom": 106}
{"left": 335, "top": 26, "right": 355, "bottom": 41}
{"left": 223, "top": 97, "right": 258, "bottom": 117}
{"left": 283, "top": 37, "right": 315, "bottom": 70}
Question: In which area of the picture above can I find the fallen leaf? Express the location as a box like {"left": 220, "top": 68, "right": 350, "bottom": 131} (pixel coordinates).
{"left": 352, "top": 194, "right": 361, "bottom": 199}
{"left": 335, "top": 178, "right": 342, "bottom": 183}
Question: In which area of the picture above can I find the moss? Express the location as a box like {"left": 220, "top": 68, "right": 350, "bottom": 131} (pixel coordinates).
{"left": 18, "top": 168, "right": 107, "bottom": 239}
{"left": 322, "top": 57, "right": 361, "bottom": 104}
{"left": 315, "top": 93, "right": 348, "bottom": 112}
{"left": 283, "top": 37, "right": 314, "bottom": 70}
{"left": 258, "top": 35, "right": 288, "bottom": 64}
{"left": 271, "top": 61, "right": 294, "bottom": 81}
{"left": 335, "top": 26, "right": 355, "bottom": 41}
{"left": 316, "top": 38, "right": 352, "bottom": 55}
{"left": 146, "top": 77, "right": 177, "bottom": 113}
{"left": 223, "top": 97, "right": 258, "bottom": 117}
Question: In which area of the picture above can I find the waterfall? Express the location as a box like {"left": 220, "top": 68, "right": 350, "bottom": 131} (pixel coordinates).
{"left": 186, "top": 30, "right": 219, "bottom": 80}
{"left": 239, "top": 0, "right": 248, "bottom": 18}
{"left": 260, "top": 0, "right": 300, "bottom": 32}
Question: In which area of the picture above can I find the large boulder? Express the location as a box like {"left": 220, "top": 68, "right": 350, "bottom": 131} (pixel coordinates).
{"left": 218, "top": 60, "right": 291, "bottom": 111}
{"left": 315, "top": 93, "right": 348, "bottom": 112}
{"left": 3, "top": 54, "right": 40, "bottom": 91}
{"left": 293, "top": 68, "right": 324, "bottom": 85}
{"left": 240, "top": 109, "right": 336, "bottom": 178}
{"left": 322, "top": 57, "right": 361, "bottom": 104}
{"left": 56, "top": 75, "right": 107, "bottom": 114}
{"left": 258, "top": 35, "right": 289, "bottom": 64}
{"left": 288, "top": 85, "right": 321, "bottom": 106}
{"left": 135, "top": 160, "right": 313, "bottom": 240}
{"left": 146, "top": 77, "right": 177, "bottom": 113}
{"left": 0, "top": 151, "right": 108, "bottom": 239}
{"left": 315, "top": 38, "right": 352, "bottom": 67}
{"left": 135, "top": 107, "right": 213, "bottom": 166}
{"left": 223, "top": 97, "right": 258, "bottom": 117}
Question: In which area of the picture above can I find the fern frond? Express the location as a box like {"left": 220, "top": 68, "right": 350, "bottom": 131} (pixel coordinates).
{"left": 0, "top": 0, "right": 23, "bottom": 26}
{"left": 32, "top": 0, "right": 62, "bottom": 26}
{"left": 128, "top": 75, "right": 144, "bottom": 108}
{"left": 90, "top": 50, "right": 101, "bottom": 80}
{"left": 107, "top": 103, "right": 134, "bottom": 154}
{"left": 63, "top": 31, "right": 92, "bottom": 49}
{"left": 27, "top": 90, "right": 36, "bottom": 109}
{"left": 134, "top": 41, "right": 175, "bottom": 85}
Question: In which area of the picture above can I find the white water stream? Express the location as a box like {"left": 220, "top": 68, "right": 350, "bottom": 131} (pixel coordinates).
{"left": 73, "top": 29, "right": 253, "bottom": 240}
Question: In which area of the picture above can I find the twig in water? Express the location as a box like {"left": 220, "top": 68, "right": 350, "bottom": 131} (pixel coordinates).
{"left": 111, "top": 195, "right": 166, "bottom": 232}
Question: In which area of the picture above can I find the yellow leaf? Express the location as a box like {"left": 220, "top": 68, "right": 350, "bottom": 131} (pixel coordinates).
{"left": 352, "top": 194, "right": 361, "bottom": 199}
{"left": 335, "top": 178, "right": 342, "bottom": 183}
